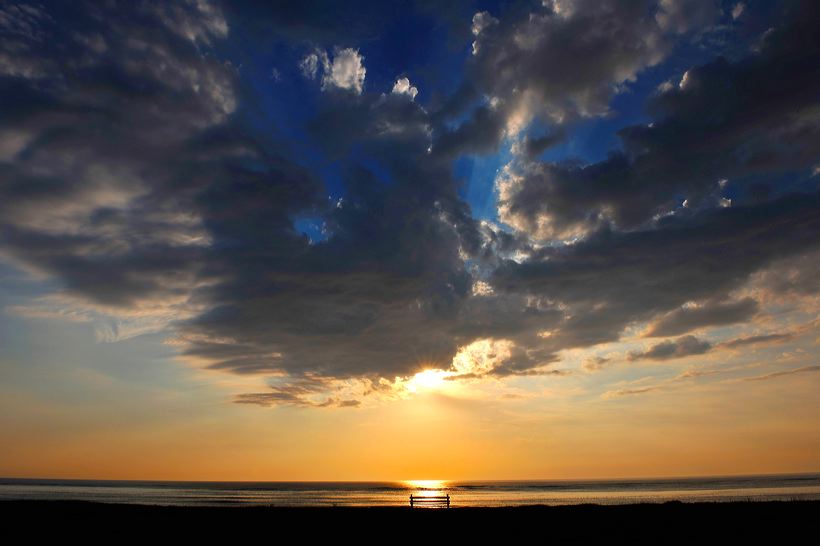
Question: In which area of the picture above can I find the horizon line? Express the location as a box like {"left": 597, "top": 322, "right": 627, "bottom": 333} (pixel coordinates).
{"left": 2, "top": 470, "right": 819, "bottom": 485}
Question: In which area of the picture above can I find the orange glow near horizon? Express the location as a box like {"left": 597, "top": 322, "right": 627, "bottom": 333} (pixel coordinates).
{"left": 1, "top": 322, "right": 820, "bottom": 482}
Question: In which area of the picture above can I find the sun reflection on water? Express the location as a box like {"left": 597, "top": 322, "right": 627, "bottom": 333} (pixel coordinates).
{"left": 403, "top": 479, "right": 447, "bottom": 493}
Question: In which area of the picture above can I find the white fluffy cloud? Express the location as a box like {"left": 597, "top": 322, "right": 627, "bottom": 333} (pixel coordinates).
{"left": 299, "top": 47, "right": 366, "bottom": 94}
{"left": 323, "top": 47, "right": 365, "bottom": 93}
{"left": 391, "top": 77, "right": 417, "bottom": 100}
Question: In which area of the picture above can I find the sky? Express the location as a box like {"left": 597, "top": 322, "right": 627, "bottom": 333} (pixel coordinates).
{"left": 0, "top": 0, "right": 819, "bottom": 481}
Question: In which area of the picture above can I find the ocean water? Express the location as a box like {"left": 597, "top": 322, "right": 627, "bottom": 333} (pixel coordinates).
{"left": 1, "top": 474, "right": 818, "bottom": 507}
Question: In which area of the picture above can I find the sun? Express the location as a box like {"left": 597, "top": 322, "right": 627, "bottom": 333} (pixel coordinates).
{"left": 404, "top": 479, "right": 447, "bottom": 491}
{"left": 406, "top": 369, "right": 451, "bottom": 393}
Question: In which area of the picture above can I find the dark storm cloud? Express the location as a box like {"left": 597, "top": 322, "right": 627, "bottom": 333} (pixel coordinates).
{"left": 179, "top": 87, "right": 490, "bottom": 380}
{"left": 484, "top": 1, "right": 820, "bottom": 366}
{"left": 181, "top": 66, "right": 587, "bottom": 379}
{"left": 493, "top": 192, "right": 820, "bottom": 353}
{"left": 499, "top": 0, "right": 820, "bottom": 238}
{"left": 0, "top": 1, "right": 484, "bottom": 384}
{"left": 0, "top": 0, "right": 242, "bottom": 307}
{"left": 645, "top": 298, "right": 759, "bottom": 337}
{"left": 628, "top": 335, "right": 712, "bottom": 361}
{"left": 431, "top": 0, "right": 719, "bottom": 159}
{"left": 432, "top": 105, "right": 506, "bottom": 159}
{"left": 522, "top": 129, "right": 567, "bottom": 158}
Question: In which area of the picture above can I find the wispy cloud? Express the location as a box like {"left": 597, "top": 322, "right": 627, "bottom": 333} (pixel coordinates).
{"left": 720, "top": 333, "right": 794, "bottom": 349}
{"left": 743, "top": 365, "right": 820, "bottom": 382}
{"left": 603, "top": 385, "right": 663, "bottom": 399}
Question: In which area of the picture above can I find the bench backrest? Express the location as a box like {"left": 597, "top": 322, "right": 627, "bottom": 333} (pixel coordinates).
{"left": 409, "top": 494, "right": 450, "bottom": 507}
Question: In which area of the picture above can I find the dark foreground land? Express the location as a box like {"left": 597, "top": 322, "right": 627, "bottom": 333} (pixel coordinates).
{"left": 4, "top": 500, "right": 818, "bottom": 544}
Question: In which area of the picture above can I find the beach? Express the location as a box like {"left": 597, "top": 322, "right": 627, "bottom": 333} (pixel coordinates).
{"left": 4, "top": 474, "right": 818, "bottom": 542}
{"left": 5, "top": 499, "right": 817, "bottom": 543}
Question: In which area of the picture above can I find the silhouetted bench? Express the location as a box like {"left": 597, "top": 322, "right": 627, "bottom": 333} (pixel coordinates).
{"left": 409, "top": 494, "right": 450, "bottom": 508}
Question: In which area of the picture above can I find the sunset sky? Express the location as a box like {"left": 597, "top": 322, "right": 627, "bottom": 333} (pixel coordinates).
{"left": 1, "top": 0, "right": 819, "bottom": 481}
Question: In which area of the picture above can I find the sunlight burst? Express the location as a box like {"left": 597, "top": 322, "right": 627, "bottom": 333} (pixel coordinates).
{"left": 404, "top": 479, "right": 447, "bottom": 491}
{"left": 406, "top": 369, "right": 452, "bottom": 392}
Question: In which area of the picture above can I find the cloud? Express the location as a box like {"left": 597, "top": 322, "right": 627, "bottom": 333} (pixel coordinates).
{"left": 675, "top": 368, "right": 723, "bottom": 380}
{"left": 721, "top": 333, "right": 794, "bottom": 349}
{"left": 749, "top": 251, "right": 820, "bottom": 297}
{"left": 583, "top": 356, "right": 611, "bottom": 371}
{"left": 628, "top": 335, "right": 712, "bottom": 361}
{"left": 655, "top": 0, "right": 720, "bottom": 34}
{"left": 470, "top": 11, "right": 498, "bottom": 55}
{"left": 321, "top": 47, "right": 365, "bottom": 93}
{"left": 603, "top": 385, "right": 663, "bottom": 398}
{"left": 744, "top": 365, "right": 820, "bottom": 382}
{"left": 0, "top": 0, "right": 238, "bottom": 309}
{"left": 391, "top": 77, "right": 418, "bottom": 100}
{"left": 299, "top": 51, "right": 324, "bottom": 79}
{"left": 171, "top": 65, "right": 489, "bottom": 381}
{"left": 471, "top": 11, "right": 497, "bottom": 37}
{"left": 299, "top": 47, "right": 366, "bottom": 94}
{"left": 434, "top": 0, "right": 717, "bottom": 161}
{"left": 731, "top": 3, "right": 745, "bottom": 20}
{"left": 323, "top": 48, "right": 366, "bottom": 93}
{"left": 0, "top": 0, "right": 449, "bottom": 387}
{"left": 493, "top": 191, "right": 820, "bottom": 358}
{"left": 522, "top": 129, "right": 567, "bottom": 158}
{"left": 234, "top": 376, "right": 364, "bottom": 408}
{"left": 433, "top": 105, "right": 506, "bottom": 159}
{"left": 496, "top": 0, "right": 820, "bottom": 239}
{"left": 645, "top": 298, "right": 759, "bottom": 337}
{"left": 7, "top": 292, "right": 194, "bottom": 343}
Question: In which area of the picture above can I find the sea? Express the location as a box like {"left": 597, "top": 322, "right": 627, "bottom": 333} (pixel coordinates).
{"left": 1, "top": 474, "right": 819, "bottom": 507}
